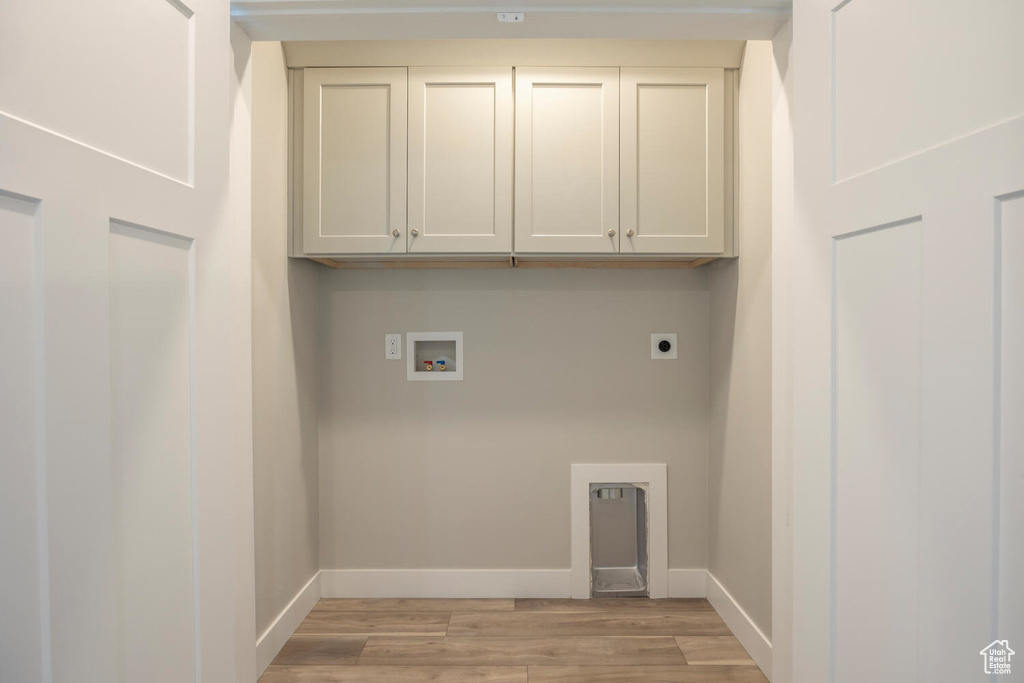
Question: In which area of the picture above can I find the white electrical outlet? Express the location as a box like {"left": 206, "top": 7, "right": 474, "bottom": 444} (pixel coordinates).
{"left": 651, "top": 333, "right": 678, "bottom": 360}
{"left": 497, "top": 11, "right": 524, "bottom": 23}
{"left": 385, "top": 333, "right": 402, "bottom": 360}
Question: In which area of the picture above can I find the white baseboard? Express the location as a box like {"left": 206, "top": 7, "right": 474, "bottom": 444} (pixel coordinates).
{"left": 706, "top": 571, "right": 772, "bottom": 680}
{"left": 256, "top": 571, "right": 321, "bottom": 676}
{"left": 667, "top": 569, "right": 707, "bottom": 598}
{"left": 320, "top": 569, "right": 571, "bottom": 598}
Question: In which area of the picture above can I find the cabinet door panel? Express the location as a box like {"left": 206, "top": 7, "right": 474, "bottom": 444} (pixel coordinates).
{"left": 408, "top": 67, "right": 513, "bottom": 253}
{"left": 621, "top": 68, "right": 724, "bottom": 254}
{"left": 303, "top": 67, "right": 407, "bottom": 254}
{"left": 515, "top": 68, "right": 619, "bottom": 254}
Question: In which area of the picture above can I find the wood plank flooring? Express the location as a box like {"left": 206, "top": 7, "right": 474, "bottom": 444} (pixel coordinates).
{"left": 261, "top": 598, "right": 767, "bottom": 682}
{"left": 297, "top": 612, "right": 450, "bottom": 636}
{"left": 446, "top": 612, "right": 732, "bottom": 637}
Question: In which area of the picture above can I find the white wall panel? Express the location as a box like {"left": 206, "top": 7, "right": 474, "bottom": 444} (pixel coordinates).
{"left": 0, "top": 0, "right": 256, "bottom": 680}
{"left": 834, "top": 218, "right": 922, "bottom": 683}
{"left": 832, "top": 0, "right": 1024, "bottom": 181}
{"left": 109, "top": 221, "right": 196, "bottom": 683}
{"left": 0, "top": 191, "right": 47, "bottom": 683}
{"left": 916, "top": 197, "right": 996, "bottom": 682}
{"left": 998, "top": 191, "right": 1024, "bottom": 649}
{"left": 791, "top": 0, "right": 1024, "bottom": 680}
{"left": 0, "top": 0, "right": 193, "bottom": 182}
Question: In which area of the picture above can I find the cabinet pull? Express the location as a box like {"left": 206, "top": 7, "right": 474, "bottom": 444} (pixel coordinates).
{"left": 392, "top": 229, "right": 401, "bottom": 238}
{"left": 626, "top": 229, "right": 635, "bottom": 238}
{"left": 607, "top": 229, "right": 617, "bottom": 237}
{"left": 411, "top": 229, "right": 419, "bottom": 237}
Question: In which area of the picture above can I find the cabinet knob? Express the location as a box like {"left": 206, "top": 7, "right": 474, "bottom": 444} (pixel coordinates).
{"left": 411, "top": 229, "right": 419, "bottom": 237}
{"left": 392, "top": 229, "right": 401, "bottom": 238}
{"left": 607, "top": 229, "right": 617, "bottom": 237}
{"left": 626, "top": 229, "right": 635, "bottom": 238}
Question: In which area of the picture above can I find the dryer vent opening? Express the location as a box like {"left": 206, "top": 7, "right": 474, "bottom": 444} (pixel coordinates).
{"left": 589, "top": 483, "right": 649, "bottom": 598}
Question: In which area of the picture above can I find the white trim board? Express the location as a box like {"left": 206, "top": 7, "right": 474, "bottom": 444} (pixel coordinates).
{"left": 320, "top": 569, "right": 572, "bottom": 598}
{"left": 255, "top": 570, "right": 321, "bottom": 676}
{"left": 571, "top": 463, "right": 669, "bottom": 599}
{"left": 707, "top": 571, "right": 773, "bottom": 680}
{"left": 235, "top": 10, "right": 790, "bottom": 42}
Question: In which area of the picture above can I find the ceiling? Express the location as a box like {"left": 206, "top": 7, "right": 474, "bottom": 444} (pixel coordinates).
{"left": 232, "top": 0, "right": 792, "bottom": 41}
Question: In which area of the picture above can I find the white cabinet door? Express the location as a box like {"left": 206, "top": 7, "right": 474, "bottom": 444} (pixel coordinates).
{"left": 303, "top": 67, "right": 407, "bottom": 254}
{"left": 620, "top": 68, "right": 724, "bottom": 255}
{"left": 514, "top": 68, "right": 620, "bottom": 254}
{"left": 408, "top": 67, "right": 513, "bottom": 254}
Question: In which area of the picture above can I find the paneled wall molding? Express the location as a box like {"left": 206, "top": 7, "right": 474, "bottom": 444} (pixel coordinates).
{"left": 0, "top": 0, "right": 196, "bottom": 183}
{"left": 0, "top": 188, "right": 48, "bottom": 683}
{"left": 109, "top": 218, "right": 199, "bottom": 683}
{"left": 0, "top": 111, "right": 192, "bottom": 188}
{"left": 995, "top": 188, "right": 1024, "bottom": 645}
{"left": 791, "top": 0, "right": 1024, "bottom": 674}
{"left": 830, "top": 0, "right": 1024, "bottom": 182}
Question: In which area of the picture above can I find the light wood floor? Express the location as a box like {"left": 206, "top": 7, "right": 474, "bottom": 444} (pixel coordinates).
{"left": 260, "top": 598, "right": 768, "bottom": 682}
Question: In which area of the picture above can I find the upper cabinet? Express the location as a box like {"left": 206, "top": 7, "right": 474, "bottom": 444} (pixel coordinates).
{"left": 295, "top": 60, "right": 733, "bottom": 260}
{"left": 303, "top": 67, "right": 407, "bottom": 255}
{"left": 513, "top": 68, "right": 620, "bottom": 254}
{"left": 620, "top": 68, "right": 725, "bottom": 255}
{"left": 408, "top": 67, "right": 513, "bottom": 254}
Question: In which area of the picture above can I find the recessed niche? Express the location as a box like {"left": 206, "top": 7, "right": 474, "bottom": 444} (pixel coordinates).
{"left": 590, "top": 482, "right": 649, "bottom": 598}
{"left": 571, "top": 463, "right": 667, "bottom": 598}
{"left": 407, "top": 332, "right": 463, "bottom": 381}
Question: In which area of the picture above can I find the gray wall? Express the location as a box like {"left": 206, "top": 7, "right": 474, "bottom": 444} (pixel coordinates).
{"left": 252, "top": 42, "right": 320, "bottom": 636}
{"left": 318, "top": 269, "right": 710, "bottom": 570}
{"left": 707, "top": 40, "right": 774, "bottom": 638}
